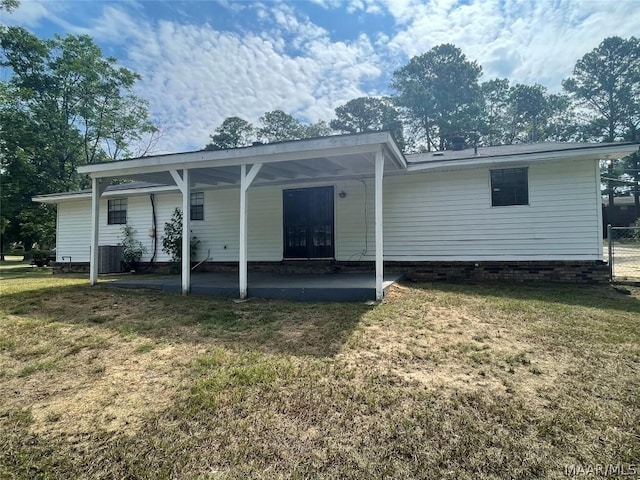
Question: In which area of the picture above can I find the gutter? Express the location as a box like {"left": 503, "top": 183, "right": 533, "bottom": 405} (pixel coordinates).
{"left": 406, "top": 143, "right": 640, "bottom": 173}
{"left": 33, "top": 185, "right": 180, "bottom": 204}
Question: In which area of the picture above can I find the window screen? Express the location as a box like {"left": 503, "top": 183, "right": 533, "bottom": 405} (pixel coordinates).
{"left": 490, "top": 168, "right": 528, "bottom": 206}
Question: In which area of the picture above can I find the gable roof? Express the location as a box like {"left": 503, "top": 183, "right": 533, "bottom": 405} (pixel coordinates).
{"left": 33, "top": 137, "right": 639, "bottom": 203}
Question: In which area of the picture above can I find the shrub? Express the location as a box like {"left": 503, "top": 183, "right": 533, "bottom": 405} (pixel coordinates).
{"left": 162, "top": 208, "right": 199, "bottom": 264}
{"left": 120, "top": 225, "right": 147, "bottom": 271}
{"left": 30, "top": 250, "right": 52, "bottom": 267}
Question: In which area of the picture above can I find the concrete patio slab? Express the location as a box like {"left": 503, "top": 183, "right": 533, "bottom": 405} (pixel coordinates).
{"left": 106, "top": 272, "right": 403, "bottom": 302}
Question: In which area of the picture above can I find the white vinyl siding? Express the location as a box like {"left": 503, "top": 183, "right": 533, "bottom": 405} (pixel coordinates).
{"left": 54, "top": 158, "right": 601, "bottom": 263}
{"left": 382, "top": 159, "right": 601, "bottom": 260}
{"left": 56, "top": 201, "right": 91, "bottom": 262}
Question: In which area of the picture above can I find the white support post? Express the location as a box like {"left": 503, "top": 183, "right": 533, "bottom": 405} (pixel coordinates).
{"left": 90, "top": 177, "right": 109, "bottom": 286}
{"left": 90, "top": 177, "right": 100, "bottom": 286}
{"left": 239, "top": 163, "right": 262, "bottom": 299}
{"left": 181, "top": 169, "right": 191, "bottom": 295}
{"left": 375, "top": 150, "right": 384, "bottom": 301}
{"left": 170, "top": 169, "right": 184, "bottom": 191}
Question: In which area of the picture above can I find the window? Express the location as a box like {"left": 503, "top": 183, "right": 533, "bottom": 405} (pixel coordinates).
{"left": 190, "top": 192, "right": 204, "bottom": 221}
{"left": 490, "top": 168, "right": 528, "bottom": 206}
{"left": 107, "top": 198, "right": 127, "bottom": 224}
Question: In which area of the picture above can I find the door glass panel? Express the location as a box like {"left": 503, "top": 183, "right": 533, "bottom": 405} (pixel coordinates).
{"left": 283, "top": 186, "right": 334, "bottom": 258}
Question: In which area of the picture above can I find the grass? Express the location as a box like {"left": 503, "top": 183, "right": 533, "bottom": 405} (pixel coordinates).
{"left": 0, "top": 268, "right": 639, "bottom": 479}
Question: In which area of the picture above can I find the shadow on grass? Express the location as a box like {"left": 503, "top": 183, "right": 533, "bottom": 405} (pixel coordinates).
{"left": 0, "top": 277, "right": 372, "bottom": 359}
{"left": 406, "top": 280, "right": 640, "bottom": 314}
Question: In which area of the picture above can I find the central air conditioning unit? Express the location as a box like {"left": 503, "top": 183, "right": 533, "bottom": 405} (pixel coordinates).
{"left": 98, "top": 245, "right": 123, "bottom": 273}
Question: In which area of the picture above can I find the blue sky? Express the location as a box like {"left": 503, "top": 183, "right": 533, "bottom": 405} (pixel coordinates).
{"left": 3, "top": 0, "right": 639, "bottom": 153}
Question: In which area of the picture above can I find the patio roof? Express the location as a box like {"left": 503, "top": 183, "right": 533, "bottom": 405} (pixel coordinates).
{"left": 76, "top": 131, "right": 401, "bottom": 301}
{"left": 77, "top": 131, "right": 406, "bottom": 186}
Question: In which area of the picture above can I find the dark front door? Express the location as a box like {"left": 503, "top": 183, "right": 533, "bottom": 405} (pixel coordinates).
{"left": 283, "top": 186, "right": 334, "bottom": 259}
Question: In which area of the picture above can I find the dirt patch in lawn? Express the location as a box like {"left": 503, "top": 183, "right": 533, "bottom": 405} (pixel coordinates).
{"left": 338, "top": 283, "right": 567, "bottom": 406}
{"left": 1, "top": 321, "right": 200, "bottom": 439}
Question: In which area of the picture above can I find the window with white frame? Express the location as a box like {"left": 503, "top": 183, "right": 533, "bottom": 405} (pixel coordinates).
{"left": 107, "top": 198, "right": 127, "bottom": 224}
{"left": 190, "top": 192, "right": 204, "bottom": 221}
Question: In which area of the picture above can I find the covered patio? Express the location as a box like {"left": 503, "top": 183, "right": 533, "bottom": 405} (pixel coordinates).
{"left": 107, "top": 271, "right": 403, "bottom": 302}
{"left": 77, "top": 132, "right": 406, "bottom": 301}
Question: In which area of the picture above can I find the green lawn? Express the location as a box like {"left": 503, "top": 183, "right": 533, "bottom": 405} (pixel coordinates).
{"left": 1, "top": 266, "right": 639, "bottom": 479}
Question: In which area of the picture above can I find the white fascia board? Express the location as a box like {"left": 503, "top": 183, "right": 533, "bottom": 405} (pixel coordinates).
{"left": 383, "top": 132, "right": 407, "bottom": 169}
{"left": 32, "top": 185, "right": 179, "bottom": 204}
{"left": 77, "top": 133, "right": 402, "bottom": 178}
{"left": 406, "top": 144, "right": 639, "bottom": 173}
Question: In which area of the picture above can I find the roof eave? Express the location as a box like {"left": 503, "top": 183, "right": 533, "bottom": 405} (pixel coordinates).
{"left": 78, "top": 132, "right": 406, "bottom": 179}
{"left": 32, "top": 185, "right": 180, "bottom": 204}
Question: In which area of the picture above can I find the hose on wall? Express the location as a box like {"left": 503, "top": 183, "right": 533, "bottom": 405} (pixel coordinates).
{"left": 140, "top": 194, "right": 158, "bottom": 271}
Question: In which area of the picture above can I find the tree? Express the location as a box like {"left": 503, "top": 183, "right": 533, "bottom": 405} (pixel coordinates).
{"left": 479, "top": 78, "right": 513, "bottom": 146}
{"left": 509, "top": 83, "right": 550, "bottom": 143}
{"left": 391, "top": 44, "right": 482, "bottom": 151}
{"left": 301, "top": 120, "right": 333, "bottom": 139}
{"left": 562, "top": 36, "right": 640, "bottom": 142}
{"left": 542, "top": 93, "right": 580, "bottom": 142}
{"left": 0, "top": 27, "right": 156, "bottom": 249}
{"left": 204, "top": 116, "right": 255, "bottom": 150}
{"left": 257, "top": 110, "right": 304, "bottom": 143}
{"left": 330, "top": 96, "right": 404, "bottom": 149}
{"left": 479, "top": 81, "right": 577, "bottom": 145}
{"left": 0, "top": 0, "right": 19, "bottom": 12}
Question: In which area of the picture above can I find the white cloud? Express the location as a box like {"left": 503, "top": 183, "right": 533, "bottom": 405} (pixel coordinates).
{"left": 8, "top": 0, "right": 637, "bottom": 154}
{"left": 383, "top": 0, "right": 640, "bottom": 90}
{"left": 84, "top": 4, "right": 382, "bottom": 152}
{"left": 307, "top": 0, "right": 343, "bottom": 9}
{"left": 2, "top": 0, "right": 67, "bottom": 28}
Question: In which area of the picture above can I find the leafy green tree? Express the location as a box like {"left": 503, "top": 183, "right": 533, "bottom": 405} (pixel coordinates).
{"left": 509, "top": 84, "right": 550, "bottom": 142}
{"left": 206, "top": 114, "right": 331, "bottom": 150}
{"left": 542, "top": 93, "right": 580, "bottom": 142}
{"left": 301, "top": 120, "right": 333, "bottom": 139}
{"left": 204, "top": 116, "right": 255, "bottom": 150}
{"left": 391, "top": 44, "right": 482, "bottom": 151}
{"left": 0, "top": 27, "right": 156, "bottom": 249}
{"left": 330, "top": 96, "right": 404, "bottom": 149}
{"left": 479, "top": 81, "right": 577, "bottom": 145}
{"left": 0, "top": 0, "right": 19, "bottom": 12}
{"left": 257, "top": 110, "right": 304, "bottom": 143}
{"left": 479, "top": 78, "right": 513, "bottom": 146}
{"left": 563, "top": 36, "right": 640, "bottom": 142}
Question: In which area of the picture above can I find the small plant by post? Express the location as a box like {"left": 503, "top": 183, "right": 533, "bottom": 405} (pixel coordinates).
{"left": 162, "top": 208, "right": 199, "bottom": 271}
{"left": 120, "top": 225, "right": 147, "bottom": 272}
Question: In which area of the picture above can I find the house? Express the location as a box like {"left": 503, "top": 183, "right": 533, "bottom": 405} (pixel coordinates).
{"left": 33, "top": 132, "right": 639, "bottom": 299}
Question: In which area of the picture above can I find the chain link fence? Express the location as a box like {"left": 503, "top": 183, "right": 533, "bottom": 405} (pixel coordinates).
{"left": 607, "top": 225, "right": 640, "bottom": 281}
